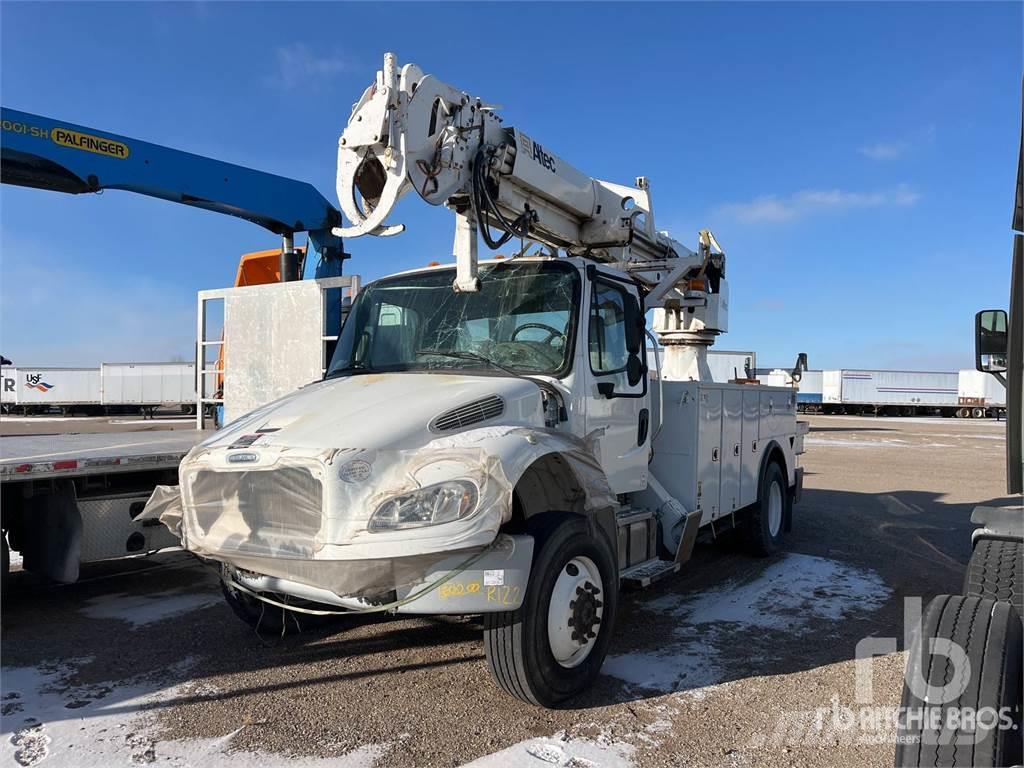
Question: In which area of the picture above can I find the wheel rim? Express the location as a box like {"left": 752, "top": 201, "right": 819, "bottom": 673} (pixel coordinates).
{"left": 768, "top": 480, "right": 783, "bottom": 537}
{"left": 547, "top": 556, "right": 604, "bottom": 668}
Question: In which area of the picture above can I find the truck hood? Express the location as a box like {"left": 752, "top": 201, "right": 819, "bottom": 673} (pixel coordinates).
{"left": 205, "top": 372, "right": 544, "bottom": 452}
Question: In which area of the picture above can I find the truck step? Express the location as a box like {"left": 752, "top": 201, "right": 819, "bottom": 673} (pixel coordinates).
{"left": 620, "top": 558, "right": 680, "bottom": 590}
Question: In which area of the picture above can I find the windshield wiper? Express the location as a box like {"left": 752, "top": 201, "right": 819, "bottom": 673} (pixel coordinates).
{"left": 415, "top": 348, "right": 521, "bottom": 377}
{"left": 324, "top": 362, "right": 370, "bottom": 379}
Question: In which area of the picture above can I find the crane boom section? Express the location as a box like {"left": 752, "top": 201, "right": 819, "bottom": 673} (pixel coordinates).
{"left": 1, "top": 108, "right": 341, "bottom": 238}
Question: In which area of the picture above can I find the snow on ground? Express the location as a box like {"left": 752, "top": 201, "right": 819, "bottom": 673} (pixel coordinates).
{"left": 0, "top": 660, "right": 386, "bottom": 768}
{"left": 79, "top": 588, "right": 222, "bottom": 628}
{"left": 603, "top": 553, "right": 890, "bottom": 695}
{"left": 1, "top": 658, "right": 628, "bottom": 768}
{"left": 805, "top": 437, "right": 909, "bottom": 449}
{"left": 461, "top": 734, "right": 634, "bottom": 768}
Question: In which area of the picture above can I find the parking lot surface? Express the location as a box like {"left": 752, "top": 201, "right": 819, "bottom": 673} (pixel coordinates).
{"left": 0, "top": 415, "right": 1011, "bottom": 767}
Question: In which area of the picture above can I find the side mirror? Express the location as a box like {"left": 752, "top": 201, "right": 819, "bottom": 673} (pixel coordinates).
{"left": 626, "top": 354, "right": 645, "bottom": 387}
{"left": 975, "top": 309, "right": 1008, "bottom": 373}
{"left": 624, "top": 294, "right": 644, "bottom": 356}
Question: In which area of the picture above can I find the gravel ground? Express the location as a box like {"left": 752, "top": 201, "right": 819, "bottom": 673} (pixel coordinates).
{"left": 0, "top": 414, "right": 1011, "bottom": 767}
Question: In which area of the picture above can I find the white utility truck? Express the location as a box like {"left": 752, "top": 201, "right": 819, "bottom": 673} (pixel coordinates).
{"left": 144, "top": 54, "right": 807, "bottom": 707}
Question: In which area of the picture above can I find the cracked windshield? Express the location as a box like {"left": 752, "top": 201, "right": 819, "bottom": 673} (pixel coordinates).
{"left": 326, "top": 261, "right": 579, "bottom": 377}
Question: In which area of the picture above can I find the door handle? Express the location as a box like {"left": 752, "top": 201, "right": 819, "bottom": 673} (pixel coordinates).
{"left": 711, "top": 447, "right": 719, "bottom": 462}
{"left": 733, "top": 444, "right": 740, "bottom": 457}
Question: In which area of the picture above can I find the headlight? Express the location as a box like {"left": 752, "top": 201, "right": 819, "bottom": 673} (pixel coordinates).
{"left": 368, "top": 480, "right": 478, "bottom": 532}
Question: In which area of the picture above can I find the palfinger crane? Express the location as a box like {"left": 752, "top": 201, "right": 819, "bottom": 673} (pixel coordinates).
{"left": 334, "top": 53, "right": 727, "bottom": 380}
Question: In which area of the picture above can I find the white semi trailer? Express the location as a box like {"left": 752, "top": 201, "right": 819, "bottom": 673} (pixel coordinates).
{"left": 1, "top": 362, "right": 199, "bottom": 416}
{"left": 821, "top": 368, "right": 960, "bottom": 416}
{"left": 100, "top": 362, "right": 197, "bottom": 416}
{"left": 957, "top": 368, "right": 1007, "bottom": 419}
{"left": 1, "top": 366, "right": 101, "bottom": 415}
{"left": 139, "top": 54, "right": 808, "bottom": 707}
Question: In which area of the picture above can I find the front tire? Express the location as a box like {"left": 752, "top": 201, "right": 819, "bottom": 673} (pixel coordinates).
{"left": 220, "top": 567, "right": 331, "bottom": 636}
{"left": 484, "top": 512, "right": 618, "bottom": 707}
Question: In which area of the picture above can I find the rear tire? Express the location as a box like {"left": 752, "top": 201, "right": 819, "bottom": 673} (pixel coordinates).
{"left": 895, "top": 595, "right": 1023, "bottom": 767}
{"left": 743, "top": 461, "right": 789, "bottom": 556}
{"left": 484, "top": 512, "right": 618, "bottom": 707}
{"left": 964, "top": 538, "right": 1023, "bottom": 615}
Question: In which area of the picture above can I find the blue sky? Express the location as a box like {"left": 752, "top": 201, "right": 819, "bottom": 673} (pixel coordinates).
{"left": 1, "top": 2, "right": 1020, "bottom": 371}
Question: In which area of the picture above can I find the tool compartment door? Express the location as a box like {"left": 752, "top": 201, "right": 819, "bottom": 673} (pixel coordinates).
{"left": 741, "top": 388, "right": 761, "bottom": 507}
{"left": 720, "top": 387, "right": 743, "bottom": 514}
{"left": 697, "top": 386, "right": 723, "bottom": 524}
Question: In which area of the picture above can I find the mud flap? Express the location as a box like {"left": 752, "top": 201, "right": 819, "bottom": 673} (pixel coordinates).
{"left": 21, "top": 480, "right": 81, "bottom": 583}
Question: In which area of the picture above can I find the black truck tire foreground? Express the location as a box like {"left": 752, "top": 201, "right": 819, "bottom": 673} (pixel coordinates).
{"left": 895, "top": 594, "right": 1023, "bottom": 768}
{"left": 484, "top": 512, "right": 618, "bottom": 707}
{"left": 743, "top": 460, "right": 790, "bottom": 557}
{"left": 964, "top": 538, "right": 1024, "bottom": 615}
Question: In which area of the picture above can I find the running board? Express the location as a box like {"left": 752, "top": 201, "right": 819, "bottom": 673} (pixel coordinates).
{"left": 621, "top": 558, "right": 680, "bottom": 590}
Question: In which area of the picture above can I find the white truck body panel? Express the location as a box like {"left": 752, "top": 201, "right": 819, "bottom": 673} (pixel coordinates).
{"left": 650, "top": 381, "right": 798, "bottom": 526}
{"left": 101, "top": 362, "right": 196, "bottom": 406}
{"left": 822, "top": 369, "right": 958, "bottom": 406}
{"left": 958, "top": 369, "right": 1007, "bottom": 407}
{"left": 1, "top": 366, "right": 101, "bottom": 406}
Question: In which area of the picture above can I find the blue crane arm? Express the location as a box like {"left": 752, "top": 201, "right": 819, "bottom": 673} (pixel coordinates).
{"left": 0, "top": 108, "right": 343, "bottom": 243}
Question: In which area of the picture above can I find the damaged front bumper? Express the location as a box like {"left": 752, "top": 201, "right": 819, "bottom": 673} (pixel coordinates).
{"left": 225, "top": 533, "right": 534, "bottom": 614}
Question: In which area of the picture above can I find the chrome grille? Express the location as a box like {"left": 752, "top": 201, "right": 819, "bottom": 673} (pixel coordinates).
{"left": 430, "top": 395, "right": 505, "bottom": 432}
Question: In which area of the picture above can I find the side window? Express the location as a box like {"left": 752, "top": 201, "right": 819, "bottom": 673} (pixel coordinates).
{"left": 589, "top": 281, "right": 629, "bottom": 373}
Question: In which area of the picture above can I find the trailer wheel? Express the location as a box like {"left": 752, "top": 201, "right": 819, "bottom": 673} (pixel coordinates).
{"left": 743, "top": 461, "right": 789, "bottom": 557}
{"left": 220, "top": 567, "right": 331, "bottom": 636}
{"left": 964, "top": 537, "right": 1023, "bottom": 615}
{"left": 484, "top": 512, "right": 618, "bottom": 707}
{"left": 895, "top": 595, "right": 1022, "bottom": 768}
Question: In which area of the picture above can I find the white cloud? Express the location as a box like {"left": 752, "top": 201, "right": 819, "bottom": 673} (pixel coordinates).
{"left": 858, "top": 141, "right": 907, "bottom": 160}
{"left": 859, "top": 125, "right": 936, "bottom": 160}
{"left": 264, "top": 43, "right": 355, "bottom": 90}
{"left": 718, "top": 184, "right": 921, "bottom": 223}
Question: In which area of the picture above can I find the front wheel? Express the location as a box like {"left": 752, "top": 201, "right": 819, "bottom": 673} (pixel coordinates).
{"left": 220, "top": 566, "right": 332, "bottom": 636}
{"left": 484, "top": 513, "right": 618, "bottom": 707}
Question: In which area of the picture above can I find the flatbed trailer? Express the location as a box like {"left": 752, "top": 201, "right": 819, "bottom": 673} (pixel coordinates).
{"left": 0, "top": 430, "right": 208, "bottom": 584}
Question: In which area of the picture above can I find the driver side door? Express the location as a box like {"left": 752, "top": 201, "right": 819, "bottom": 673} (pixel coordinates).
{"left": 584, "top": 271, "right": 650, "bottom": 494}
